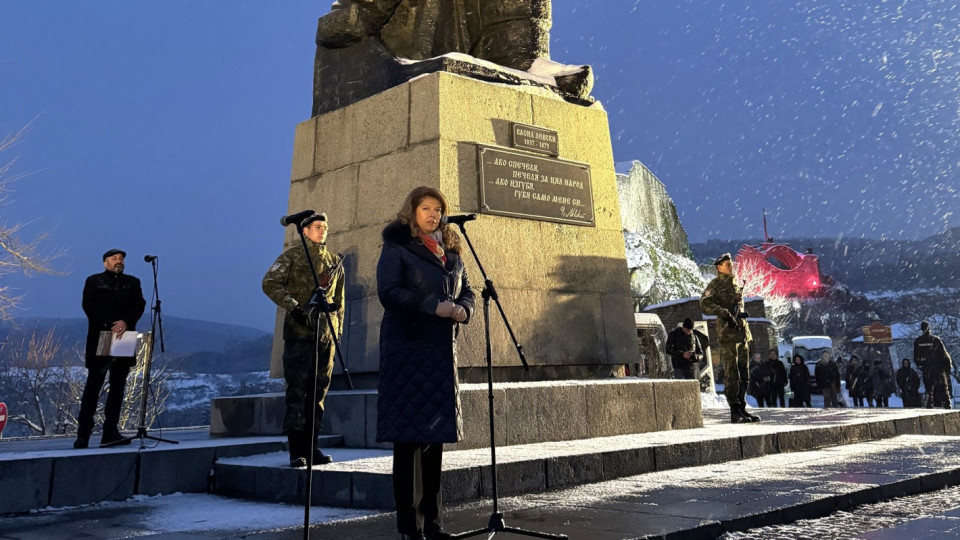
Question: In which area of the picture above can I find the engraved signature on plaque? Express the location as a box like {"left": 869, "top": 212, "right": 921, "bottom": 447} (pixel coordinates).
{"left": 477, "top": 145, "right": 594, "bottom": 226}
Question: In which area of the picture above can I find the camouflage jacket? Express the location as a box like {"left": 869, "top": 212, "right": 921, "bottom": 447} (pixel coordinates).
{"left": 700, "top": 273, "right": 752, "bottom": 344}
{"left": 262, "top": 240, "right": 345, "bottom": 342}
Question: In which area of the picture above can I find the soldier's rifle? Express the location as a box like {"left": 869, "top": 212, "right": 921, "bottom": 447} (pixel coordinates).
{"left": 305, "top": 253, "right": 352, "bottom": 389}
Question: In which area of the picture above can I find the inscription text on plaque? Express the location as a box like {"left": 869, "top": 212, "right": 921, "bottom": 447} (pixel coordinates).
{"left": 477, "top": 145, "right": 594, "bottom": 226}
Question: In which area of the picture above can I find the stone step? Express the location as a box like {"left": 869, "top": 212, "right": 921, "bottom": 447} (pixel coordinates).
{"left": 0, "top": 428, "right": 340, "bottom": 515}
{"left": 293, "top": 433, "right": 960, "bottom": 540}
{"left": 211, "top": 407, "right": 960, "bottom": 510}
{"left": 210, "top": 379, "right": 704, "bottom": 450}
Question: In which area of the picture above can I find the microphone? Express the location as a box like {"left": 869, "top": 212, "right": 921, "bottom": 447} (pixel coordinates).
{"left": 144, "top": 255, "right": 157, "bottom": 263}
{"left": 443, "top": 214, "right": 478, "bottom": 226}
{"left": 280, "top": 209, "right": 316, "bottom": 227}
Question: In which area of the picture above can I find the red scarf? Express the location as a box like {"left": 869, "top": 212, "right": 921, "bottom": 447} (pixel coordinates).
{"left": 419, "top": 233, "right": 446, "bottom": 264}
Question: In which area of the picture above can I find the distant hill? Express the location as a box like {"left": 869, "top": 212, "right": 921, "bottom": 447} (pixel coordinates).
{"left": 690, "top": 227, "right": 960, "bottom": 292}
{"left": 0, "top": 316, "right": 272, "bottom": 373}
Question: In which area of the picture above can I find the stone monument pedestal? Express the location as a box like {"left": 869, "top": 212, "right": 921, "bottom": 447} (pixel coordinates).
{"left": 271, "top": 70, "right": 638, "bottom": 382}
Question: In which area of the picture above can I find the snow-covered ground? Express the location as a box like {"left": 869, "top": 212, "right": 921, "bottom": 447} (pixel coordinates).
{"left": 22, "top": 492, "right": 380, "bottom": 535}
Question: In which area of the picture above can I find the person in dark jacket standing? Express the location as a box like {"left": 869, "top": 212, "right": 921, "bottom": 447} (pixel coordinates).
{"left": 75, "top": 249, "right": 146, "bottom": 449}
{"left": 765, "top": 349, "right": 788, "bottom": 407}
{"left": 914, "top": 321, "right": 955, "bottom": 408}
{"left": 376, "top": 186, "right": 475, "bottom": 540}
{"left": 846, "top": 356, "right": 865, "bottom": 407}
{"left": 666, "top": 318, "right": 703, "bottom": 380}
{"left": 788, "top": 354, "right": 811, "bottom": 407}
{"left": 748, "top": 353, "right": 772, "bottom": 408}
{"left": 263, "top": 212, "right": 345, "bottom": 467}
{"left": 871, "top": 360, "right": 892, "bottom": 407}
{"left": 701, "top": 253, "right": 759, "bottom": 423}
{"left": 897, "top": 358, "right": 923, "bottom": 408}
{"left": 858, "top": 361, "right": 875, "bottom": 407}
{"left": 815, "top": 351, "right": 842, "bottom": 408}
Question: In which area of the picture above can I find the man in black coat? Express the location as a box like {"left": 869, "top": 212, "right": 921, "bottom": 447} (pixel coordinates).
{"left": 749, "top": 353, "right": 772, "bottom": 408}
{"left": 815, "top": 352, "right": 842, "bottom": 408}
{"left": 914, "top": 320, "right": 955, "bottom": 408}
{"left": 665, "top": 318, "right": 703, "bottom": 380}
{"left": 75, "top": 249, "right": 146, "bottom": 449}
{"left": 897, "top": 358, "right": 923, "bottom": 408}
{"left": 765, "top": 349, "right": 788, "bottom": 407}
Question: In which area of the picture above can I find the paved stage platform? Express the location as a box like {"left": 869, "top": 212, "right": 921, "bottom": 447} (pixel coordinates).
{"left": 3, "top": 408, "right": 960, "bottom": 539}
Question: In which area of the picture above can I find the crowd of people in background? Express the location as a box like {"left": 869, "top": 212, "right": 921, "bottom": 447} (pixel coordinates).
{"left": 743, "top": 321, "right": 954, "bottom": 410}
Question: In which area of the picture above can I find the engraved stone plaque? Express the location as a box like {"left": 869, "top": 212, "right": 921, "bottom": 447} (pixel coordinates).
{"left": 477, "top": 145, "right": 594, "bottom": 226}
{"left": 511, "top": 122, "right": 559, "bottom": 156}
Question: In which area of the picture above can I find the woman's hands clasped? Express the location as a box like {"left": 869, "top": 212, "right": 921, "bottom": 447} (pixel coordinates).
{"left": 436, "top": 301, "right": 467, "bottom": 322}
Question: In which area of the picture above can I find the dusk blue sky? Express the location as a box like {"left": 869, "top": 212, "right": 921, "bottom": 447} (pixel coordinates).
{"left": 2, "top": 1, "right": 958, "bottom": 331}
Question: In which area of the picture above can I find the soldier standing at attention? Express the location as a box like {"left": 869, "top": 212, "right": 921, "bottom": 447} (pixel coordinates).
{"left": 263, "top": 213, "right": 345, "bottom": 467}
{"left": 701, "top": 253, "right": 760, "bottom": 424}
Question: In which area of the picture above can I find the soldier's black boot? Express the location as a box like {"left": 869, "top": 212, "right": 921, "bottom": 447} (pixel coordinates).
{"left": 310, "top": 435, "right": 334, "bottom": 465}
{"left": 739, "top": 404, "right": 761, "bottom": 423}
{"left": 288, "top": 432, "right": 307, "bottom": 468}
{"left": 730, "top": 406, "right": 747, "bottom": 424}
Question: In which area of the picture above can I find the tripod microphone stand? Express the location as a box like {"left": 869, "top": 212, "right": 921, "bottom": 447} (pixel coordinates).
{"left": 105, "top": 256, "right": 177, "bottom": 448}
{"left": 452, "top": 220, "right": 566, "bottom": 540}
{"left": 283, "top": 212, "right": 354, "bottom": 540}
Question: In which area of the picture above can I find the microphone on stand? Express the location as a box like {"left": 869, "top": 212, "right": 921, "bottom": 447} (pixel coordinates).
{"left": 443, "top": 214, "right": 478, "bottom": 226}
{"left": 280, "top": 209, "right": 316, "bottom": 227}
{"left": 144, "top": 255, "right": 157, "bottom": 263}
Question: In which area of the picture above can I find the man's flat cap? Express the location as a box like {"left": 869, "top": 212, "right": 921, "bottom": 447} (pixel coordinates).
{"left": 102, "top": 248, "right": 126, "bottom": 260}
{"left": 713, "top": 253, "right": 732, "bottom": 266}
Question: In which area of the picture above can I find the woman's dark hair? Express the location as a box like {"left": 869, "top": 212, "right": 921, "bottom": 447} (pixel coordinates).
{"left": 396, "top": 186, "right": 462, "bottom": 254}
{"left": 793, "top": 354, "right": 804, "bottom": 363}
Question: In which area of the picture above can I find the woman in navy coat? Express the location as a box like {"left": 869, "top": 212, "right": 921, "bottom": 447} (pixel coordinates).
{"left": 377, "top": 186, "right": 475, "bottom": 540}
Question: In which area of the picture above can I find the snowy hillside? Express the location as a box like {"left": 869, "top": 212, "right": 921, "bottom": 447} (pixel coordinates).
{"left": 617, "top": 161, "right": 706, "bottom": 306}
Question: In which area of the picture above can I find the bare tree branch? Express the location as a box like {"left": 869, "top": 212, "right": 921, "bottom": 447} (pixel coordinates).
{"left": 0, "top": 117, "right": 65, "bottom": 321}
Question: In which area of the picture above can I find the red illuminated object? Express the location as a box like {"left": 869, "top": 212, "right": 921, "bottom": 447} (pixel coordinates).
{"left": 736, "top": 242, "right": 823, "bottom": 298}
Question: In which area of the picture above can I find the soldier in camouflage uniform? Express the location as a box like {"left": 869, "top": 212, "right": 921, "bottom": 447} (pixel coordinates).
{"left": 262, "top": 213, "right": 345, "bottom": 467}
{"left": 700, "top": 253, "right": 760, "bottom": 424}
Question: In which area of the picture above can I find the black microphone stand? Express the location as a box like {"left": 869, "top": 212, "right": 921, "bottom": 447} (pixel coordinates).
{"left": 106, "top": 257, "right": 177, "bottom": 447}
{"left": 451, "top": 220, "right": 566, "bottom": 540}
{"left": 289, "top": 218, "right": 354, "bottom": 540}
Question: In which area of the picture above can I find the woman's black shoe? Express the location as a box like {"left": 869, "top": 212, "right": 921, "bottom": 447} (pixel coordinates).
{"left": 424, "top": 523, "right": 454, "bottom": 540}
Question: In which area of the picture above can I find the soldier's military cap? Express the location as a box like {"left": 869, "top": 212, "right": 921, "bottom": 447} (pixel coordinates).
{"left": 301, "top": 212, "right": 327, "bottom": 227}
{"left": 102, "top": 248, "right": 126, "bottom": 260}
{"left": 713, "top": 253, "right": 732, "bottom": 266}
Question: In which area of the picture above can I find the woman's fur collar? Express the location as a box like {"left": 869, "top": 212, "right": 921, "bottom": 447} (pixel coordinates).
{"left": 382, "top": 220, "right": 414, "bottom": 246}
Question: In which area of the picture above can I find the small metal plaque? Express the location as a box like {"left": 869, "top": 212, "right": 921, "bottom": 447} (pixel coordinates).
{"left": 477, "top": 145, "right": 594, "bottom": 226}
{"left": 510, "top": 122, "right": 559, "bottom": 156}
